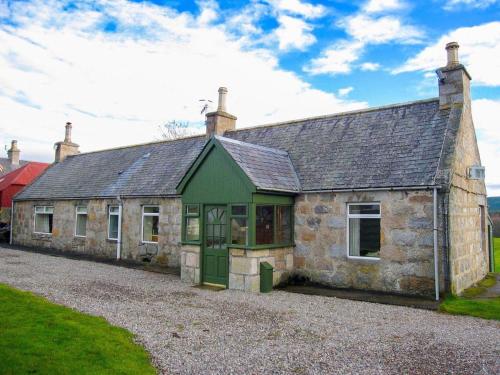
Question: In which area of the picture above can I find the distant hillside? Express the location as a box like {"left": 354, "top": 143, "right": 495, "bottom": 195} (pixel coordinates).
{"left": 488, "top": 197, "right": 500, "bottom": 213}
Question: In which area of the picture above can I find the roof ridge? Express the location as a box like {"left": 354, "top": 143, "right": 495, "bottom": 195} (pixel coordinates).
{"left": 226, "top": 97, "right": 440, "bottom": 133}
{"left": 71, "top": 133, "right": 206, "bottom": 158}
{"left": 215, "top": 135, "right": 289, "bottom": 156}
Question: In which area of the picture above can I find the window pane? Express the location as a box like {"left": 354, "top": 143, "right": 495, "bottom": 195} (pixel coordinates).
{"left": 256, "top": 205, "right": 274, "bottom": 245}
{"left": 144, "top": 206, "right": 159, "bottom": 214}
{"left": 186, "top": 217, "right": 199, "bottom": 241}
{"left": 143, "top": 215, "right": 159, "bottom": 242}
{"left": 349, "top": 218, "right": 380, "bottom": 258}
{"left": 109, "top": 206, "right": 119, "bottom": 213}
{"left": 76, "top": 206, "right": 87, "bottom": 214}
{"left": 276, "top": 206, "right": 291, "bottom": 244}
{"left": 35, "top": 213, "right": 52, "bottom": 234}
{"left": 349, "top": 204, "right": 380, "bottom": 215}
{"left": 76, "top": 214, "right": 87, "bottom": 237}
{"left": 186, "top": 205, "right": 199, "bottom": 216}
{"left": 109, "top": 214, "right": 119, "bottom": 239}
{"left": 231, "top": 205, "right": 247, "bottom": 216}
{"left": 231, "top": 217, "right": 247, "bottom": 245}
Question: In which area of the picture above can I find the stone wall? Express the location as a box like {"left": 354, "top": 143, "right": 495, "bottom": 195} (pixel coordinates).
{"left": 229, "top": 247, "right": 293, "bottom": 292}
{"left": 180, "top": 245, "right": 293, "bottom": 292}
{"left": 12, "top": 197, "right": 182, "bottom": 267}
{"left": 294, "top": 190, "right": 444, "bottom": 297}
{"left": 447, "top": 102, "right": 489, "bottom": 295}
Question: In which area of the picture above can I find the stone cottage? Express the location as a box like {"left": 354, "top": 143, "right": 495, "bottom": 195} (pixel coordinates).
{"left": 12, "top": 43, "right": 491, "bottom": 298}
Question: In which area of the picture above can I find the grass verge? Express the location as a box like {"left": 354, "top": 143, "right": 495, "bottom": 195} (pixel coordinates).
{"left": 440, "top": 239, "right": 499, "bottom": 321}
{"left": 0, "top": 283, "right": 156, "bottom": 375}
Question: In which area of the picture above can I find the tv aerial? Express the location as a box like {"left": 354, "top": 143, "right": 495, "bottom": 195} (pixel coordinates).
{"left": 199, "top": 99, "right": 213, "bottom": 115}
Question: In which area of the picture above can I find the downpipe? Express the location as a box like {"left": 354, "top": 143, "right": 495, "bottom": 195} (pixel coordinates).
{"left": 433, "top": 187, "right": 439, "bottom": 301}
{"left": 9, "top": 200, "right": 14, "bottom": 245}
{"left": 117, "top": 196, "right": 123, "bottom": 260}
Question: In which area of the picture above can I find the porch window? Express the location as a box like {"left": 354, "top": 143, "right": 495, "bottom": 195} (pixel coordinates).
{"left": 256, "top": 205, "right": 274, "bottom": 245}
{"left": 75, "top": 206, "right": 87, "bottom": 237}
{"left": 184, "top": 204, "right": 200, "bottom": 242}
{"left": 230, "top": 205, "right": 248, "bottom": 245}
{"left": 142, "top": 206, "right": 159, "bottom": 243}
{"left": 256, "top": 205, "right": 292, "bottom": 246}
{"left": 347, "top": 203, "right": 381, "bottom": 259}
{"left": 108, "top": 206, "right": 120, "bottom": 240}
{"left": 34, "top": 206, "right": 53, "bottom": 234}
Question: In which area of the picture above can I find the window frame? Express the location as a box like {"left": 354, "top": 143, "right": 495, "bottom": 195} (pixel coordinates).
{"left": 346, "top": 202, "right": 381, "bottom": 260}
{"left": 107, "top": 205, "right": 120, "bottom": 241}
{"left": 141, "top": 205, "right": 160, "bottom": 244}
{"left": 74, "top": 206, "right": 88, "bottom": 238}
{"left": 230, "top": 204, "right": 248, "bottom": 246}
{"left": 183, "top": 204, "right": 200, "bottom": 243}
{"left": 33, "top": 205, "right": 54, "bottom": 235}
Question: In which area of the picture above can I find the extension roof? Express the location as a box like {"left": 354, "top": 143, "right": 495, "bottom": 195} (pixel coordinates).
{"left": 15, "top": 98, "right": 455, "bottom": 201}
{"left": 0, "top": 162, "right": 50, "bottom": 191}
{"left": 0, "top": 158, "right": 29, "bottom": 176}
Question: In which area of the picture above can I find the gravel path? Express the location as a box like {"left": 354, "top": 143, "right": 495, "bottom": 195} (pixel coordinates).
{"left": 1, "top": 247, "right": 499, "bottom": 374}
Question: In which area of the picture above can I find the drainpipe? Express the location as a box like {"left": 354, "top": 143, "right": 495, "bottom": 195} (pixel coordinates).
{"left": 117, "top": 196, "right": 122, "bottom": 260}
{"left": 9, "top": 200, "right": 14, "bottom": 245}
{"left": 433, "top": 187, "right": 439, "bottom": 301}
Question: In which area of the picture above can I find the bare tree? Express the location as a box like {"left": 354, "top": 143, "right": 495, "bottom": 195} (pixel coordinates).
{"left": 158, "top": 120, "right": 191, "bottom": 140}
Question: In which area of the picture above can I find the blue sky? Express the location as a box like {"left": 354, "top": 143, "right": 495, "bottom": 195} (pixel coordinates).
{"left": 0, "top": 0, "right": 499, "bottom": 194}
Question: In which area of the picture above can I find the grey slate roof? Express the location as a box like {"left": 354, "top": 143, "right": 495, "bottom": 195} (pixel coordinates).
{"left": 16, "top": 136, "right": 206, "bottom": 200}
{"left": 225, "top": 98, "right": 451, "bottom": 191}
{"left": 0, "top": 158, "right": 29, "bottom": 176}
{"left": 215, "top": 136, "right": 300, "bottom": 192}
{"left": 16, "top": 98, "right": 454, "bottom": 200}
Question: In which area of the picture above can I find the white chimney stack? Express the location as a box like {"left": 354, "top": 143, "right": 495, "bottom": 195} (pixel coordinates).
{"left": 217, "top": 87, "right": 228, "bottom": 112}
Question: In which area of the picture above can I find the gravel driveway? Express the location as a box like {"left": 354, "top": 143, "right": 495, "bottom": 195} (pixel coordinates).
{"left": 1, "top": 247, "right": 498, "bottom": 375}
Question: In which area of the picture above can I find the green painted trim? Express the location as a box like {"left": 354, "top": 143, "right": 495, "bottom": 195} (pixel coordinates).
{"left": 181, "top": 203, "right": 201, "bottom": 243}
{"left": 177, "top": 137, "right": 257, "bottom": 196}
{"left": 253, "top": 193, "right": 294, "bottom": 205}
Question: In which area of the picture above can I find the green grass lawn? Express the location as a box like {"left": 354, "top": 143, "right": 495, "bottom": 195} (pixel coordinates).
{"left": 440, "top": 238, "right": 500, "bottom": 321}
{"left": 495, "top": 237, "right": 500, "bottom": 272}
{"left": 0, "top": 284, "right": 156, "bottom": 375}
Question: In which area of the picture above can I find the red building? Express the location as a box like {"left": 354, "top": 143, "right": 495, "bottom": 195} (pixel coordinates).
{"left": 0, "top": 162, "right": 49, "bottom": 223}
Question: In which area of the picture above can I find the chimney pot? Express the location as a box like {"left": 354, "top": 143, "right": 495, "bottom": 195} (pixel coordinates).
{"left": 446, "top": 41, "right": 460, "bottom": 66}
{"left": 217, "top": 87, "right": 228, "bottom": 112}
{"left": 65, "top": 122, "right": 72, "bottom": 143}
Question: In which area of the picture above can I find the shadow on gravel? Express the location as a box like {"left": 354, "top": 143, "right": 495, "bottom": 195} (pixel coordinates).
{"left": 0, "top": 243, "right": 180, "bottom": 276}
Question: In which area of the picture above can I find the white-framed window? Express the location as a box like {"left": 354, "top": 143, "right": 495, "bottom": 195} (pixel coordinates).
{"left": 108, "top": 206, "right": 120, "bottom": 240}
{"left": 34, "top": 206, "right": 54, "bottom": 234}
{"left": 75, "top": 206, "right": 88, "bottom": 237}
{"left": 347, "top": 203, "right": 381, "bottom": 259}
{"left": 142, "top": 206, "right": 159, "bottom": 243}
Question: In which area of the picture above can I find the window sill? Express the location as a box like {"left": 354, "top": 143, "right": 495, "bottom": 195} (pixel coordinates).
{"left": 229, "top": 243, "right": 294, "bottom": 250}
{"left": 181, "top": 241, "right": 201, "bottom": 246}
{"left": 347, "top": 255, "right": 380, "bottom": 262}
{"left": 141, "top": 241, "right": 159, "bottom": 245}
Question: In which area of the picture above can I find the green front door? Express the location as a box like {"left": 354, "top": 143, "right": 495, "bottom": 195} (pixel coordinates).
{"left": 202, "top": 206, "right": 228, "bottom": 286}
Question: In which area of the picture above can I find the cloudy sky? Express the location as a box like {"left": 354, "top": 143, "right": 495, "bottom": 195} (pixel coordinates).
{"left": 0, "top": 0, "right": 499, "bottom": 194}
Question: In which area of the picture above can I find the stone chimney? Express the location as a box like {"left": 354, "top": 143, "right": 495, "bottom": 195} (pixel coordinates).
{"left": 54, "top": 122, "right": 80, "bottom": 163}
{"left": 436, "top": 42, "right": 472, "bottom": 110}
{"left": 7, "top": 140, "right": 20, "bottom": 166}
{"left": 206, "top": 87, "right": 237, "bottom": 137}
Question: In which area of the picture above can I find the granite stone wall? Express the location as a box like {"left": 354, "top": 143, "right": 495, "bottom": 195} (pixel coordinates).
{"left": 447, "top": 102, "right": 489, "bottom": 295}
{"left": 12, "top": 197, "right": 182, "bottom": 267}
{"left": 293, "top": 190, "right": 444, "bottom": 297}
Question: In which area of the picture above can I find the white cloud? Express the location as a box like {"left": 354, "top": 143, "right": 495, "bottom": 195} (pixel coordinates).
{"left": 443, "top": 0, "right": 499, "bottom": 11}
{"left": 267, "top": 0, "right": 326, "bottom": 19}
{"left": 0, "top": 0, "right": 365, "bottom": 162}
{"left": 338, "top": 86, "right": 354, "bottom": 97}
{"left": 340, "top": 14, "right": 423, "bottom": 44}
{"left": 472, "top": 98, "right": 500, "bottom": 196}
{"left": 360, "top": 62, "right": 380, "bottom": 71}
{"left": 274, "top": 15, "right": 316, "bottom": 51}
{"left": 363, "top": 0, "right": 406, "bottom": 13}
{"left": 305, "top": 40, "right": 364, "bottom": 74}
{"left": 394, "top": 22, "right": 500, "bottom": 86}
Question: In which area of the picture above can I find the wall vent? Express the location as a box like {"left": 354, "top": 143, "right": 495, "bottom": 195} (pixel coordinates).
{"left": 467, "top": 166, "right": 485, "bottom": 180}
